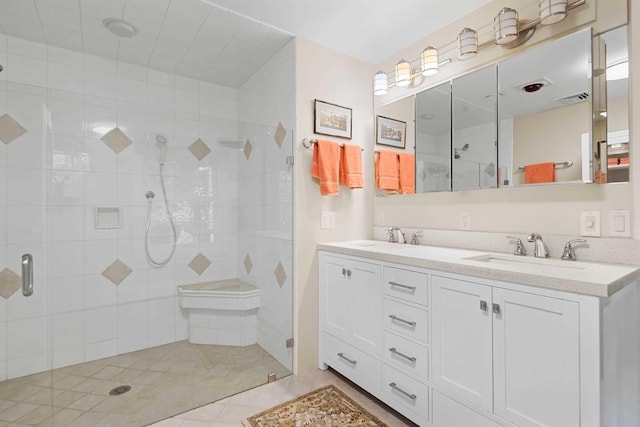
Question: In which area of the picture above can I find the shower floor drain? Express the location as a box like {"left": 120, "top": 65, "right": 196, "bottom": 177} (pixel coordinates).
{"left": 109, "top": 385, "right": 131, "bottom": 396}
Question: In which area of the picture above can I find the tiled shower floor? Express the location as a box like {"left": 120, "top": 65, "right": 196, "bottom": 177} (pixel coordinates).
{"left": 0, "top": 341, "right": 291, "bottom": 427}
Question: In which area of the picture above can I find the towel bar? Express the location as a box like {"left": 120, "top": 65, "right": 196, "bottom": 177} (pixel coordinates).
{"left": 517, "top": 160, "right": 573, "bottom": 172}
{"left": 302, "top": 138, "right": 363, "bottom": 151}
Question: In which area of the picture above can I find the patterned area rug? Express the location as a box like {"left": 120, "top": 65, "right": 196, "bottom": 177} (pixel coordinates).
{"left": 243, "top": 384, "right": 389, "bottom": 427}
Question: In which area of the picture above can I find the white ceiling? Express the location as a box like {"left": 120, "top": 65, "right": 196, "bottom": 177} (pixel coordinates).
{"left": 0, "top": 0, "right": 491, "bottom": 87}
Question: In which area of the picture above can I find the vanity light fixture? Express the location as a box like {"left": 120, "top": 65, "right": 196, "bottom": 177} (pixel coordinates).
{"left": 372, "top": 0, "right": 585, "bottom": 96}
{"left": 539, "top": 0, "right": 569, "bottom": 25}
{"left": 494, "top": 8, "right": 519, "bottom": 45}
{"left": 374, "top": 71, "right": 389, "bottom": 95}
{"left": 395, "top": 60, "right": 412, "bottom": 87}
{"left": 421, "top": 46, "right": 439, "bottom": 76}
{"left": 458, "top": 28, "right": 478, "bottom": 59}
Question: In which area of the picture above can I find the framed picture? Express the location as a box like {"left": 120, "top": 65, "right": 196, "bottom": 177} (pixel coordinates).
{"left": 314, "top": 99, "right": 352, "bottom": 139}
{"left": 376, "top": 115, "right": 406, "bottom": 148}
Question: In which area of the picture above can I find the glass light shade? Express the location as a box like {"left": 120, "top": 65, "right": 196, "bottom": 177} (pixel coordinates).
{"left": 373, "top": 71, "right": 388, "bottom": 95}
{"left": 421, "top": 46, "right": 439, "bottom": 76}
{"left": 458, "top": 28, "right": 478, "bottom": 60}
{"left": 395, "top": 60, "right": 412, "bottom": 87}
{"left": 539, "top": 0, "right": 568, "bottom": 25}
{"left": 494, "top": 7, "right": 518, "bottom": 45}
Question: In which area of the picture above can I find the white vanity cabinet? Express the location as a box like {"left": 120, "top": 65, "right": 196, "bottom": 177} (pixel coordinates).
{"left": 318, "top": 244, "right": 639, "bottom": 427}
{"left": 432, "top": 275, "right": 580, "bottom": 427}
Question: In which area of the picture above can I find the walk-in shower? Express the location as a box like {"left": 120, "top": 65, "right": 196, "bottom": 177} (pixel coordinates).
{"left": 0, "top": 0, "right": 295, "bottom": 425}
{"left": 145, "top": 134, "right": 177, "bottom": 268}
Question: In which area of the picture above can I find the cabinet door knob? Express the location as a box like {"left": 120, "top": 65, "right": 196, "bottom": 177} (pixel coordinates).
{"left": 493, "top": 303, "right": 501, "bottom": 315}
{"left": 480, "top": 300, "right": 488, "bottom": 312}
{"left": 346, "top": 269, "right": 352, "bottom": 278}
{"left": 342, "top": 268, "right": 346, "bottom": 277}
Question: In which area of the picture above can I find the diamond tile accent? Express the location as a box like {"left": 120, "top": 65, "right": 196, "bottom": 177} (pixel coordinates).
{"left": 0, "top": 114, "right": 27, "bottom": 144}
{"left": 0, "top": 268, "right": 21, "bottom": 299}
{"left": 243, "top": 140, "right": 253, "bottom": 160}
{"left": 274, "top": 122, "right": 287, "bottom": 148}
{"left": 274, "top": 262, "right": 287, "bottom": 288}
{"left": 189, "top": 253, "right": 211, "bottom": 275}
{"left": 101, "top": 127, "right": 132, "bottom": 154}
{"left": 101, "top": 259, "right": 132, "bottom": 285}
{"left": 188, "top": 138, "right": 211, "bottom": 161}
{"left": 244, "top": 254, "right": 253, "bottom": 274}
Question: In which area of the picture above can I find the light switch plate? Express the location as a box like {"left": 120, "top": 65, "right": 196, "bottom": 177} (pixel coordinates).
{"left": 580, "top": 211, "right": 600, "bottom": 237}
{"left": 608, "top": 210, "right": 631, "bottom": 237}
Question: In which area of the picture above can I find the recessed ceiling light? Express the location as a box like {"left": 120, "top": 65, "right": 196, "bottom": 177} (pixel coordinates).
{"left": 103, "top": 18, "right": 138, "bottom": 38}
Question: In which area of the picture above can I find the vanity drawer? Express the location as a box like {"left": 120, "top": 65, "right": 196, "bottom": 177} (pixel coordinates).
{"left": 322, "top": 332, "right": 382, "bottom": 395}
{"left": 433, "top": 391, "right": 503, "bottom": 427}
{"left": 383, "top": 298, "right": 428, "bottom": 345}
{"left": 383, "top": 364, "right": 429, "bottom": 423}
{"left": 383, "top": 266, "right": 428, "bottom": 306}
{"left": 383, "top": 331, "right": 429, "bottom": 381}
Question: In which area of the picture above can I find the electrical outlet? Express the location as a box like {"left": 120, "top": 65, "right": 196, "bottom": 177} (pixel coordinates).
{"left": 321, "top": 211, "right": 335, "bottom": 229}
{"left": 580, "top": 211, "right": 600, "bottom": 237}
{"left": 375, "top": 212, "right": 385, "bottom": 225}
{"left": 459, "top": 212, "right": 471, "bottom": 230}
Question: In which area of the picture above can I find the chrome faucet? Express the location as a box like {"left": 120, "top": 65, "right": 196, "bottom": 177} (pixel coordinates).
{"left": 388, "top": 227, "right": 406, "bottom": 244}
{"left": 561, "top": 239, "right": 587, "bottom": 261}
{"left": 507, "top": 235, "right": 527, "bottom": 256}
{"left": 527, "top": 233, "right": 549, "bottom": 258}
{"left": 410, "top": 230, "right": 423, "bottom": 245}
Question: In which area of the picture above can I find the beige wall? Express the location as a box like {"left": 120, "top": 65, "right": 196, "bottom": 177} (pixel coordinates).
{"left": 373, "top": 0, "right": 633, "bottom": 238}
{"left": 293, "top": 38, "right": 375, "bottom": 373}
{"left": 513, "top": 103, "right": 590, "bottom": 184}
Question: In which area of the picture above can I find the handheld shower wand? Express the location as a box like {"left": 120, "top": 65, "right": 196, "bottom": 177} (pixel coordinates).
{"left": 144, "top": 135, "right": 177, "bottom": 268}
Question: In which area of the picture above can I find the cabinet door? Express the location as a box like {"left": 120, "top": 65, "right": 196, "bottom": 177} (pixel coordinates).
{"left": 349, "top": 260, "right": 383, "bottom": 354}
{"left": 319, "top": 255, "right": 382, "bottom": 355}
{"left": 432, "top": 276, "right": 493, "bottom": 411}
{"left": 493, "top": 288, "right": 579, "bottom": 427}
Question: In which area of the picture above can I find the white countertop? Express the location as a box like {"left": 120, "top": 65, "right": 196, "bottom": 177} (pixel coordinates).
{"left": 318, "top": 240, "right": 640, "bottom": 297}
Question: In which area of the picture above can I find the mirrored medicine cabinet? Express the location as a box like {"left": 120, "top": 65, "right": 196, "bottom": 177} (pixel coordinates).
{"left": 376, "top": 25, "right": 629, "bottom": 194}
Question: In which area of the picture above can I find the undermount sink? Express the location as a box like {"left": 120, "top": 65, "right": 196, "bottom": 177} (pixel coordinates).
{"left": 464, "top": 254, "right": 587, "bottom": 271}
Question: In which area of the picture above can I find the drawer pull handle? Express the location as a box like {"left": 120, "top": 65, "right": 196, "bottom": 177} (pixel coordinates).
{"left": 388, "top": 314, "right": 416, "bottom": 327}
{"left": 337, "top": 352, "right": 357, "bottom": 365}
{"left": 389, "top": 347, "right": 417, "bottom": 362}
{"left": 389, "top": 281, "right": 416, "bottom": 291}
{"left": 389, "top": 382, "right": 417, "bottom": 400}
{"left": 493, "top": 303, "right": 501, "bottom": 315}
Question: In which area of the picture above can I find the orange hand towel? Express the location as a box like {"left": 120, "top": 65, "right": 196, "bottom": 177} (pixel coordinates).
{"left": 340, "top": 144, "right": 364, "bottom": 189}
{"left": 398, "top": 153, "right": 415, "bottom": 194}
{"left": 524, "top": 162, "right": 555, "bottom": 184}
{"left": 375, "top": 150, "right": 399, "bottom": 193}
{"left": 311, "top": 140, "right": 340, "bottom": 195}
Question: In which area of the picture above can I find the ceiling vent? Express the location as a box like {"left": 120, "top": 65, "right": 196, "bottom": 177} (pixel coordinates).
{"left": 555, "top": 92, "right": 589, "bottom": 105}
{"left": 103, "top": 18, "right": 138, "bottom": 38}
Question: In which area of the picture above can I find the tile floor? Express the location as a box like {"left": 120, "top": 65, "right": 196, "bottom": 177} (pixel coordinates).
{"left": 151, "top": 368, "right": 417, "bottom": 427}
{"left": 0, "top": 341, "right": 291, "bottom": 427}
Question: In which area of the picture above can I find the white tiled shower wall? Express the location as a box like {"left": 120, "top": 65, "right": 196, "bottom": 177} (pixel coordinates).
{"left": 0, "top": 34, "right": 281, "bottom": 380}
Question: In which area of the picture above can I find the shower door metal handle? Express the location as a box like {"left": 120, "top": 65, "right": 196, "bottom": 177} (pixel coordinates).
{"left": 22, "top": 254, "right": 33, "bottom": 297}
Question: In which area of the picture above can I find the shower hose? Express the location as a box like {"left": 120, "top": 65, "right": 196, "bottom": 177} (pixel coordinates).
{"left": 145, "top": 162, "right": 177, "bottom": 268}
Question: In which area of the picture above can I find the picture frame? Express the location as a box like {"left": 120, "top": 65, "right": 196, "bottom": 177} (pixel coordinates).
{"left": 314, "top": 99, "right": 352, "bottom": 139}
{"left": 376, "top": 115, "right": 406, "bottom": 148}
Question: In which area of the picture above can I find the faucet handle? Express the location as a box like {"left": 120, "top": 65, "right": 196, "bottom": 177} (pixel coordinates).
{"left": 388, "top": 227, "right": 395, "bottom": 243}
{"left": 410, "top": 231, "right": 423, "bottom": 245}
{"left": 561, "top": 239, "right": 587, "bottom": 261}
{"left": 507, "top": 235, "right": 527, "bottom": 256}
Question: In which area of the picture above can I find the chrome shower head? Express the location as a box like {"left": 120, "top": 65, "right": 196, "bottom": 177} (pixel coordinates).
{"left": 155, "top": 134, "right": 168, "bottom": 164}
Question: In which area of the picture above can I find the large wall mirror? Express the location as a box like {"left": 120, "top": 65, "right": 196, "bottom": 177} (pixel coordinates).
{"left": 376, "top": 25, "right": 630, "bottom": 194}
